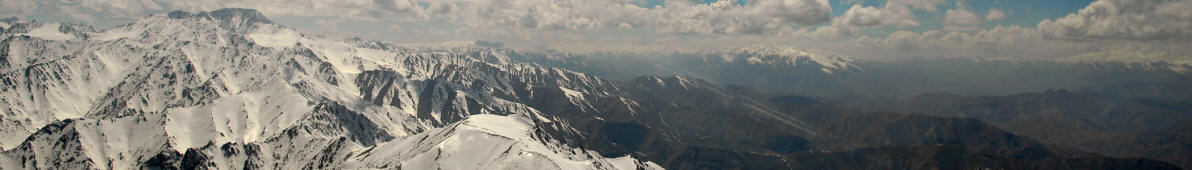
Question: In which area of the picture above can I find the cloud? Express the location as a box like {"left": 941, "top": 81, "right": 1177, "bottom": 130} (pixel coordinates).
{"left": 6, "top": 0, "right": 1187, "bottom": 63}
{"left": 850, "top": 25, "right": 1082, "bottom": 56}
{"left": 5, "top": 0, "right": 841, "bottom": 36}
{"left": 0, "top": 0, "right": 433, "bottom": 24}
{"left": 1063, "top": 43, "right": 1192, "bottom": 66}
{"left": 896, "top": 0, "right": 947, "bottom": 11}
{"left": 0, "top": 0, "right": 37, "bottom": 17}
{"left": 943, "top": 6, "right": 982, "bottom": 32}
{"left": 162, "top": 0, "right": 430, "bottom": 21}
{"left": 651, "top": 0, "right": 832, "bottom": 34}
{"left": 838, "top": 5, "right": 885, "bottom": 27}
{"left": 822, "top": 0, "right": 946, "bottom": 36}
{"left": 387, "top": 24, "right": 404, "bottom": 32}
{"left": 985, "top": 8, "right": 1005, "bottom": 21}
{"left": 756, "top": 0, "right": 834, "bottom": 25}
{"left": 0, "top": 0, "right": 167, "bottom": 23}
{"left": 1037, "top": 0, "right": 1192, "bottom": 40}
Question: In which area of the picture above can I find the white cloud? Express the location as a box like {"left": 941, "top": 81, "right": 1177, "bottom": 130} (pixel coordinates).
{"left": 166, "top": 0, "right": 429, "bottom": 21}
{"left": 838, "top": 5, "right": 885, "bottom": 27}
{"left": 1037, "top": 0, "right": 1192, "bottom": 40}
{"left": 651, "top": 0, "right": 832, "bottom": 34}
{"left": 6, "top": 0, "right": 838, "bottom": 36}
{"left": 1063, "top": 43, "right": 1192, "bottom": 66}
{"left": 841, "top": 25, "right": 1098, "bottom": 59}
{"left": 5, "top": 0, "right": 1188, "bottom": 63}
{"left": 387, "top": 24, "right": 404, "bottom": 32}
{"left": 822, "top": 0, "right": 946, "bottom": 36}
{"left": 985, "top": 8, "right": 1005, "bottom": 21}
{"left": 755, "top": 0, "right": 834, "bottom": 26}
{"left": 896, "top": 0, "right": 947, "bottom": 11}
{"left": 943, "top": 6, "right": 982, "bottom": 32}
{"left": 2, "top": 0, "right": 432, "bottom": 25}
{"left": 0, "top": 0, "right": 38, "bottom": 17}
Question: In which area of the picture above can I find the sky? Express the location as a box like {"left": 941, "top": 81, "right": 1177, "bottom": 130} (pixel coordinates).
{"left": 2, "top": 0, "right": 1191, "bottom": 62}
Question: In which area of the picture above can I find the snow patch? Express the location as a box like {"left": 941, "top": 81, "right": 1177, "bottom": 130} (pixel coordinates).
{"left": 22, "top": 23, "right": 73, "bottom": 41}
{"left": 164, "top": 82, "right": 315, "bottom": 151}
{"left": 746, "top": 56, "right": 764, "bottom": 65}
{"left": 164, "top": 106, "right": 216, "bottom": 152}
{"left": 94, "top": 26, "right": 142, "bottom": 41}
{"left": 560, "top": 87, "right": 584, "bottom": 102}
{"left": 345, "top": 114, "right": 662, "bottom": 170}
{"left": 608, "top": 155, "right": 661, "bottom": 170}
{"left": 736, "top": 44, "right": 856, "bottom": 72}
{"left": 246, "top": 26, "right": 303, "bottom": 48}
{"left": 463, "top": 114, "right": 534, "bottom": 138}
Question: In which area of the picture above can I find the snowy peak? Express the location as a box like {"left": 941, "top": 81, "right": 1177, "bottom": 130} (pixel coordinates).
{"left": 345, "top": 114, "right": 661, "bottom": 170}
{"left": 0, "top": 20, "right": 95, "bottom": 41}
{"left": 629, "top": 75, "right": 710, "bottom": 90}
{"left": 733, "top": 44, "right": 820, "bottom": 56}
{"left": 1059, "top": 45, "right": 1192, "bottom": 73}
{"left": 99, "top": 8, "right": 277, "bottom": 41}
{"left": 0, "top": 8, "right": 274, "bottom": 43}
{"left": 1, "top": 8, "right": 661, "bottom": 169}
{"left": 708, "top": 44, "right": 862, "bottom": 74}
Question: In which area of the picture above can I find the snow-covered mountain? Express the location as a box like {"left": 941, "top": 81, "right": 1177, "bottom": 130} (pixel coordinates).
{"left": 0, "top": 8, "right": 658, "bottom": 169}
{"left": 1, "top": 8, "right": 1185, "bottom": 170}
{"left": 1060, "top": 45, "right": 1192, "bottom": 73}
{"left": 716, "top": 44, "right": 862, "bottom": 74}
{"left": 342, "top": 114, "right": 658, "bottom": 169}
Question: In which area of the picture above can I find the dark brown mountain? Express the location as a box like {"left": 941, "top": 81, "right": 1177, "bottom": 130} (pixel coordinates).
{"left": 858, "top": 89, "right": 1192, "bottom": 168}
{"left": 543, "top": 75, "right": 1184, "bottom": 169}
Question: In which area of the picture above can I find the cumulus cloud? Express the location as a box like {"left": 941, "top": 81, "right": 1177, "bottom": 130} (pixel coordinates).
{"left": 821, "top": 0, "right": 946, "bottom": 36}
{"left": 861, "top": 25, "right": 1045, "bottom": 50}
{"left": 447, "top": 0, "right": 610, "bottom": 31}
{"left": 651, "top": 0, "right": 832, "bottom": 34}
{"left": 897, "top": 0, "right": 948, "bottom": 11}
{"left": 1062, "top": 43, "right": 1192, "bottom": 65}
{"left": 0, "top": 0, "right": 167, "bottom": 23}
{"left": 3, "top": 0, "right": 835, "bottom": 35}
{"left": 834, "top": 24, "right": 1105, "bottom": 60}
{"left": 6, "top": 0, "right": 1186, "bottom": 63}
{"left": 1037, "top": 0, "right": 1192, "bottom": 40}
{"left": 160, "top": 0, "right": 430, "bottom": 21}
{"left": 448, "top": 0, "right": 833, "bottom": 34}
{"left": 985, "top": 8, "right": 1005, "bottom": 20}
{"left": 0, "top": 0, "right": 38, "bottom": 17}
{"left": 0, "top": 0, "right": 432, "bottom": 24}
{"left": 837, "top": 5, "right": 886, "bottom": 27}
{"left": 943, "top": 6, "right": 982, "bottom": 32}
{"left": 755, "top": 0, "right": 834, "bottom": 25}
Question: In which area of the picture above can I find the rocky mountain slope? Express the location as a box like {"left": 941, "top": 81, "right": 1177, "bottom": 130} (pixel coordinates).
{"left": 860, "top": 90, "right": 1192, "bottom": 168}
{"left": 0, "top": 8, "right": 1183, "bottom": 169}
{"left": 0, "top": 8, "right": 657, "bottom": 169}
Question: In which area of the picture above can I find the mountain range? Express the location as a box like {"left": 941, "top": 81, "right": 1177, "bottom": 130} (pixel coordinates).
{"left": 0, "top": 8, "right": 1188, "bottom": 169}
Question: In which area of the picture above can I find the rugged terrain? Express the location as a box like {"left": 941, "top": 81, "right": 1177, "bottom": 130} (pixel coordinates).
{"left": 0, "top": 8, "right": 1185, "bottom": 169}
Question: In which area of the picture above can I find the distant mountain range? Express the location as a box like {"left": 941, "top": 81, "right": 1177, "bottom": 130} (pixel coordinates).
{"left": 520, "top": 45, "right": 1192, "bottom": 98}
{"left": 0, "top": 8, "right": 1187, "bottom": 169}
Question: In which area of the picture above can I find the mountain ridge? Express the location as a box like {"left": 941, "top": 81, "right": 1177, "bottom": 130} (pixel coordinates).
{"left": 0, "top": 8, "right": 1185, "bottom": 169}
